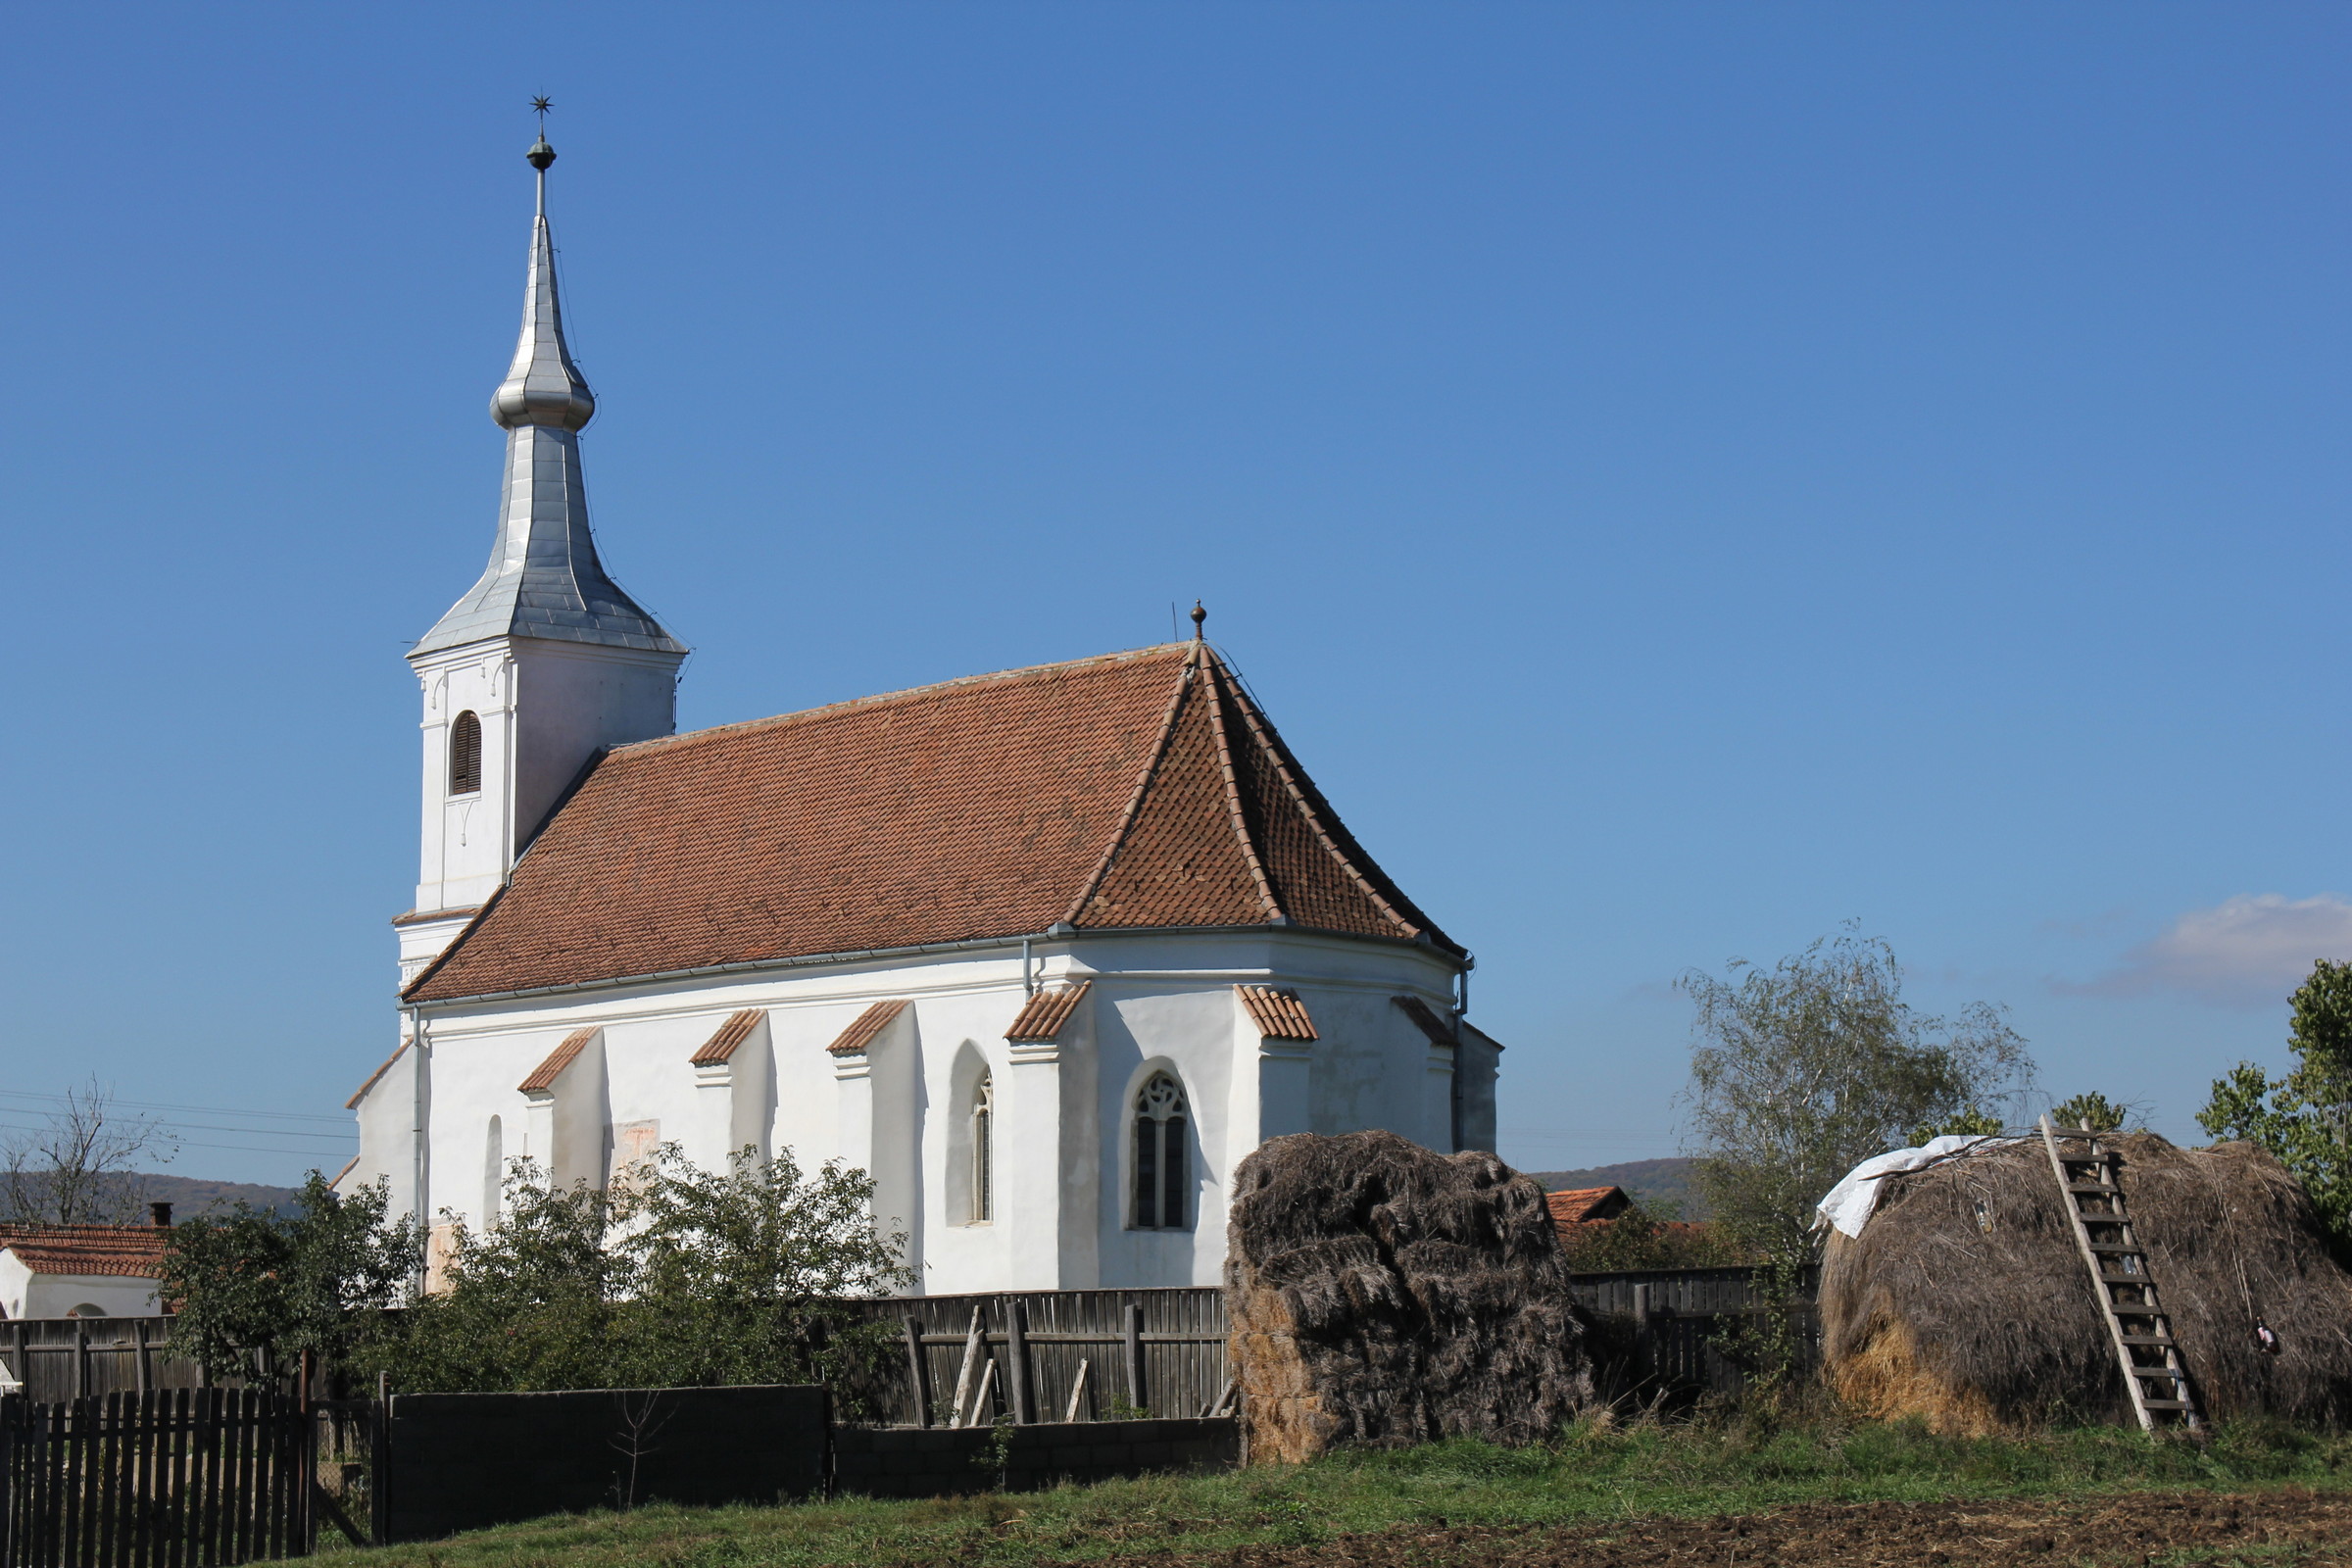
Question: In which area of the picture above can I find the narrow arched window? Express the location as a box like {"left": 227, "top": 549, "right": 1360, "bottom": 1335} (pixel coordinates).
{"left": 1132, "top": 1072, "right": 1190, "bottom": 1230}
{"left": 449, "top": 710, "right": 483, "bottom": 796}
{"left": 483, "top": 1115, "right": 504, "bottom": 1226}
{"left": 969, "top": 1073, "right": 994, "bottom": 1224}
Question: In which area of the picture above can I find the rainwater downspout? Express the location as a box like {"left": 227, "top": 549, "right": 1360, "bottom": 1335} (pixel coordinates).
{"left": 408, "top": 1003, "right": 430, "bottom": 1284}
{"left": 1021, "top": 937, "right": 1036, "bottom": 997}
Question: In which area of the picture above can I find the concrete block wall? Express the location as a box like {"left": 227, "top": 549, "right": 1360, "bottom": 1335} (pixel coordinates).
{"left": 832, "top": 1417, "right": 1240, "bottom": 1498}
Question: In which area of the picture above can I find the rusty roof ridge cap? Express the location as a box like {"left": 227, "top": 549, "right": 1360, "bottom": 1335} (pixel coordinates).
{"left": 1200, "top": 645, "right": 1287, "bottom": 926}
{"left": 604, "top": 641, "right": 1200, "bottom": 759}
{"left": 344, "top": 1038, "right": 414, "bottom": 1108}
{"left": 1059, "top": 643, "right": 1205, "bottom": 926}
{"left": 1211, "top": 650, "right": 1439, "bottom": 948}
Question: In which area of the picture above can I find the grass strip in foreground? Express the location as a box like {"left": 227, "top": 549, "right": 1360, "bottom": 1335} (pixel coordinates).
{"left": 323, "top": 1417, "right": 2352, "bottom": 1568}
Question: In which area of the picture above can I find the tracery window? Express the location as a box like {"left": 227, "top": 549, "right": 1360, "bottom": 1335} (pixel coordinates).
{"left": 1131, "top": 1072, "right": 1190, "bottom": 1231}
{"left": 449, "top": 710, "right": 483, "bottom": 796}
{"left": 968, "top": 1073, "right": 994, "bottom": 1224}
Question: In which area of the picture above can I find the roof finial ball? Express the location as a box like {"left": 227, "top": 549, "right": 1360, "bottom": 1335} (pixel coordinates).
{"left": 1190, "top": 601, "right": 1206, "bottom": 641}
{"left": 527, "top": 96, "right": 557, "bottom": 178}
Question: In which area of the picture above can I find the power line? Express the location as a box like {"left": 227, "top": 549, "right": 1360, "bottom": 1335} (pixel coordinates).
{"left": 0, "top": 1122, "right": 351, "bottom": 1159}
{"left": 0, "top": 1089, "right": 350, "bottom": 1126}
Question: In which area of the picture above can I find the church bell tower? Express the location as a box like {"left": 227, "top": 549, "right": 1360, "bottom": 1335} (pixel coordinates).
{"left": 399, "top": 126, "right": 687, "bottom": 985}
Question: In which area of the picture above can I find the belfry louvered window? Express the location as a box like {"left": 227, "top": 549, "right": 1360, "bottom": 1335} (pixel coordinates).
{"left": 1131, "top": 1072, "right": 1191, "bottom": 1230}
{"left": 449, "top": 710, "right": 483, "bottom": 796}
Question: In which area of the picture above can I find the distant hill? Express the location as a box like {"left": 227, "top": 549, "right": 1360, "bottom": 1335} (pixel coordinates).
{"left": 1523, "top": 1156, "right": 1707, "bottom": 1220}
{"left": 138, "top": 1175, "right": 304, "bottom": 1218}
{"left": 0, "top": 1172, "right": 305, "bottom": 1224}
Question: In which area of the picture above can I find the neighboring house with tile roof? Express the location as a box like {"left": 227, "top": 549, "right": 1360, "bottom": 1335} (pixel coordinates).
{"left": 341, "top": 141, "right": 1500, "bottom": 1296}
{"left": 0, "top": 1220, "right": 172, "bottom": 1321}
{"left": 1546, "top": 1187, "right": 1633, "bottom": 1236}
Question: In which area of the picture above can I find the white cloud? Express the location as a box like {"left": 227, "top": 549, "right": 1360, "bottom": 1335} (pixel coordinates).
{"left": 2058, "top": 894, "right": 2352, "bottom": 1007}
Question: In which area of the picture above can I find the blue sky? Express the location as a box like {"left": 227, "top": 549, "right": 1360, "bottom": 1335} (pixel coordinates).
{"left": 1, "top": 4, "right": 2345, "bottom": 1185}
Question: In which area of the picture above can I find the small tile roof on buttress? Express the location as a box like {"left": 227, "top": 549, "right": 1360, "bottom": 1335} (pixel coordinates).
{"left": 405, "top": 642, "right": 1458, "bottom": 1003}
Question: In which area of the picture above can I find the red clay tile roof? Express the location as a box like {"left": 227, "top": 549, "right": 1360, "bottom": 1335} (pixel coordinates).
{"left": 689, "top": 1009, "right": 765, "bottom": 1065}
{"left": 347, "top": 1041, "right": 410, "bottom": 1109}
{"left": 1546, "top": 1187, "right": 1632, "bottom": 1229}
{"left": 827, "top": 999, "right": 908, "bottom": 1056}
{"left": 405, "top": 643, "right": 1458, "bottom": 1003}
{"left": 0, "top": 1225, "right": 170, "bottom": 1279}
{"left": 1393, "top": 995, "right": 1456, "bottom": 1048}
{"left": 518, "top": 1027, "right": 598, "bottom": 1093}
{"left": 1236, "top": 985, "right": 1317, "bottom": 1041}
{"left": 1005, "top": 981, "right": 1091, "bottom": 1043}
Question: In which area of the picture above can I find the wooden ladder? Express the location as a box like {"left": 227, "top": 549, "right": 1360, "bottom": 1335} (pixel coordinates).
{"left": 2037, "top": 1113, "right": 2204, "bottom": 1434}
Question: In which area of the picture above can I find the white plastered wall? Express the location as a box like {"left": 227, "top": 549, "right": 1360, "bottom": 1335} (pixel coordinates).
{"left": 351, "top": 929, "right": 1474, "bottom": 1295}
{"left": 0, "top": 1254, "right": 160, "bottom": 1321}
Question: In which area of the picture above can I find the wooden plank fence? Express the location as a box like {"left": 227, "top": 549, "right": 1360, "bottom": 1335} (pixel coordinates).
{"left": 838, "top": 1271, "right": 1817, "bottom": 1424}
{"left": 1, "top": 1322, "right": 214, "bottom": 1405}
{"left": 1568, "top": 1266, "right": 1821, "bottom": 1400}
{"left": 837, "top": 1289, "right": 1230, "bottom": 1427}
{"left": 0, "top": 1390, "right": 312, "bottom": 1567}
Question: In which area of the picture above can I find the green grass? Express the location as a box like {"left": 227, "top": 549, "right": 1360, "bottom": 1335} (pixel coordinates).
{"left": 324, "top": 1417, "right": 2352, "bottom": 1568}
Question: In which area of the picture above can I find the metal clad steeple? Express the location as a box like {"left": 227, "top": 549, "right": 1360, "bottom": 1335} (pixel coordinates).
{"left": 415, "top": 128, "right": 683, "bottom": 658}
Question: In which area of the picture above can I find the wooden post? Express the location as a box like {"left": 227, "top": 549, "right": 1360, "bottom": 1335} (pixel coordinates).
{"left": 133, "top": 1320, "right": 151, "bottom": 1396}
{"left": 1063, "top": 1359, "right": 1091, "bottom": 1424}
{"left": 1122, "top": 1302, "right": 1146, "bottom": 1417}
{"left": 902, "top": 1317, "right": 933, "bottom": 1427}
{"left": 969, "top": 1358, "right": 998, "bottom": 1427}
{"left": 370, "top": 1371, "right": 389, "bottom": 1547}
{"left": 1632, "top": 1282, "right": 1654, "bottom": 1384}
{"left": 10, "top": 1322, "right": 24, "bottom": 1396}
{"left": 73, "top": 1323, "right": 87, "bottom": 1402}
{"left": 948, "top": 1307, "right": 986, "bottom": 1428}
{"left": 1005, "top": 1300, "right": 1034, "bottom": 1424}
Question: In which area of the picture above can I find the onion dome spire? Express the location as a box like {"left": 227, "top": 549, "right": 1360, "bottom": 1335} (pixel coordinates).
{"left": 491, "top": 116, "right": 594, "bottom": 432}
{"left": 413, "top": 115, "right": 684, "bottom": 659}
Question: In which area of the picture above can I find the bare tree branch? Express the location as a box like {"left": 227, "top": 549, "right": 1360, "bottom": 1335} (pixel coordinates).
{"left": 0, "top": 1079, "right": 178, "bottom": 1226}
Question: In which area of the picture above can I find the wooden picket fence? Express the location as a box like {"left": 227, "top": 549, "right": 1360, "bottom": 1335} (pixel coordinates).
{"left": 0, "top": 1389, "right": 313, "bottom": 1567}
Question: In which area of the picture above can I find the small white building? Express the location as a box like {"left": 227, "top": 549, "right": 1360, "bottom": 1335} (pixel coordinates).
{"left": 0, "top": 1226, "right": 168, "bottom": 1321}
{"left": 341, "top": 134, "right": 1501, "bottom": 1295}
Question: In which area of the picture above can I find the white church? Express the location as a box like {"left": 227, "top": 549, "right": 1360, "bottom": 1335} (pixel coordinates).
{"left": 340, "top": 131, "right": 1501, "bottom": 1295}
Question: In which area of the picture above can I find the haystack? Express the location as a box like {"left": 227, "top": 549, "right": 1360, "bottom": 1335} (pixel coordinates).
{"left": 1821, "top": 1133, "right": 2352, "bottom": 1435}
{"left": 1224, "top": 1130, "right": 1595, "bottom": 1463}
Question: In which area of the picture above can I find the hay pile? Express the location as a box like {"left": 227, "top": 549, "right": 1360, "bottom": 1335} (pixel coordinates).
{"left": 1224, "top": 1130, "right": 1595, "bottom": 1463}
{"left": 1821, "top": 1133, "right": 2352, "bottom": 1435}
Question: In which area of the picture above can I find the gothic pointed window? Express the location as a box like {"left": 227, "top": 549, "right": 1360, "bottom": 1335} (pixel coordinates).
{"left": 1131, "top": 1072, "right": 1191, "bottom": 1231}
{"left": 449, "top": 710, "right": 483, "bottom": 796}
{"left": 968, "top": 1073, "right": 994, "bottom": 1224}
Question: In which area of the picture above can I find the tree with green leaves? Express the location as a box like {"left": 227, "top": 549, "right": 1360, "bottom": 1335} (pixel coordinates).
{"left": 617, "top": 1144, "right": 910, "bottom": 1392}
{"left": 1679, "top": 925, "right": 2034, "bottom": 1263}
{"left": 357, "top": 1168, "right": 623, "bottom": 1394}
{"left": 2051, "top": 1091, "right": 2132, "bottom": 1133}
{"left": 158, "top": 1174, "right": 421, "bottom": 1383}
{"left": 2198, "top": 957, "right": 2352, "bottom": 1248}
{"left": 364, "top": 1145, "right": 908, "bottom": 1397}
